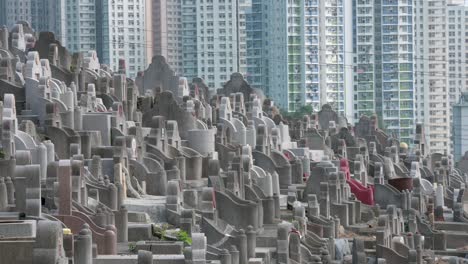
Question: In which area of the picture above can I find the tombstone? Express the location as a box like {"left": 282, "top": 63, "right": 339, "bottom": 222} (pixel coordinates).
{"left": 135, "top": 55, "right": 181, "bottom": 97}
{"left": 318, "top": 104, "right": 339, "bottom": 130}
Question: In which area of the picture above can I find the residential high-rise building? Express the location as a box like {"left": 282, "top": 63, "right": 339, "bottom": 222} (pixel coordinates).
{"left": 245, "top": 0, "right": 265, "bottom": 91}
{"left": 4, "top": 0, "right": 34, "bottom": 28}
{"left": 0, "top": 1, "right": 6, "bottom": 27}
{"left": 260, "top": 0, "right": 291, "bottom": 110}
{"left": 181, "top": 0, "right": 199, "bottom": 81}
{"left": 65, "top": 0, "right": 147, "bottom": 78}
{"left": 247, "top": 0, "right": 354, "bottom": 117}
{"left": 354, "top": 0, "right": 415, "bottom": 144}
{"left": 103, "top": 0, "right": 147, "bottom": 77}
{"left": 49, "top": 0, "right": 67, "bottom": 45}
{"left": 238, "top": 0, "right": 251, "bottom": 75}
{"left": 144, "top": 0, "right": 153, "bottom": 65}
{"left": 2, "top": 0, "right": 66, "bottom": 44}
{"left": 66, "top": 0, "right": 97, "bottom": 52}
{"left": 414, "top": 0, "right": 457, "bottom": 154}
{"left": 182, "top": 0, "right": 242, "bottom": 90}
{"left": 446, "top": 1, "right": 468, "bottom": 154}
{"left": 354, "top": 0, "right": 376, "bottom": 119}
{"left": 3, "top": 0, "right": 147, "bottom": 77}
{"left": 446, "top": 1, "right": 468, "bottom": 105}
{"left": 452, "top": 92, "right": 468, "bottom": 162}
{"left": 151, "top": 0, "right": 183, "bottom": 75}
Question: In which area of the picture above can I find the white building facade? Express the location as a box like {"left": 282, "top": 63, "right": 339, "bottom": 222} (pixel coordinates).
{"left": 151, "top": 0, "right": 183, "bottom": 75}
{"left": 64, "top": 0, "right": 147, "bottom": 78}
{"left": 247, "top": 0, "right": 353, "bottom": 116}
{"left": 413, "top": 0, "right": 468, "bottom": 154}
{"left": 354, "top": 0, "right": 415, "bottom": 144}
{"left": 446, "top": 1, "right": 468, "bottom": 154}
{"left": 182, "top": 0, "right": 243, "bottom": 91}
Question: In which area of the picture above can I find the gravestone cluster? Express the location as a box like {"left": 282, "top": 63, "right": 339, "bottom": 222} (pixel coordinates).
{"left": 0, "top": 24, "right": 466, "bottom": 264}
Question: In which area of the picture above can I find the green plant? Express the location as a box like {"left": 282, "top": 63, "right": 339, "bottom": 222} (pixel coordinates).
{"left": 176, "top": 230, "right": 192, "bottom": 245}
{"left": 0, "top": 149, "right": 5, "bottom": 159}
{"left": 128, "top": 242, "right": 137, "bottom": 253}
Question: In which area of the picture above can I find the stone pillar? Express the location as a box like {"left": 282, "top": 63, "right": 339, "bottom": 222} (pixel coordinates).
{"left": 94, "top": 208, "right": 107, "bottom": 227}
{"left": 14, "top": 177, "right": 26, "bottom": 212}
{"left": 334, "top": 217, "right": 340, "bottom": 238}
{"left": 137, "top": 250, "right": 153, "bottom": 264}
{"left": 277, "top": 223, "right": 290, "bottom": 264}
{"left": 63, "top": 230, "right": 74, "bottom": 258}
{"left": 36, "top": 143, "right": 48, "bottom": 180}
{"left": 433, "top": 231, "right": 446, "bottom": 251}
{"left": 220, "top": 249, "right": 231, "bottom": 264}
{"left": 294, "top": 204, "right": 306, "bottom": 235}
{"left": 263, "top": 197, "right": 275, "bottom": 224}
{"left": 176, "top": 156, "right": 187, "bottom": 182}
{"left": 237, "top": 229, "right": 248, "bottom": 264}
{"left": 108, "top": 183, "right": 118, "bottom": 210}
{"left": 43, "top": 140, "right": 55, "bottom": 164}
{"left": 414, "top": 233, "right": 423, "bottom": 264}
{"left": 191, "top": 233, "right": 207, "bottom": 263}
{"left": 434, "top": 206, "right": 445, "bottom": 222}
{"left": 449, "top": 257, "right": 460, "bottom": 264}
{"left": 58, "top": 161, "right": 72, "bottom": 215}
{"left": 74, "top": 224, "right": 92, "bottom": 264}
{"left": 406, "top": 233, "right": 414, "bottom": 249}
{"left": 180, "top": 209, "right": 194, "bottom": 235}
{"left": 74, "top": 106, "right": 83, "bottom": 131}
{"left": 90, "top": 156, "right": 102, "bottom": 179}
{"left": 401, "top": 190, "right": 408, "bottom": 210}
{"left": 115, "top": 182, "right": 125, "bottom": 208}
{"left": 435, "top": 184, "right": 444, "bottom": 208}
{"left": 273, "top": 194, "right": 280, "bottom": 219}
{"left": 289, "top": 232, "right": 301, "bottom": 263}
{"left": 0, "top": 178, "right": 7, "bottom": 210}
{"left": 352, "top": 239, "right": 367, "bottom": 264}
{"left": 319, "top": 183, "right": 330, "bottom": 218}
{"left": 246, "top": 225, "right": 256, "bottom": 259}
{"left": 184, "top": 247, "right": 193, "bottom": 264}
{"left": 114, "top": 205, "right": 128, "bottom": 242}
{"left": 166, "top": 180, "right": 180, "bottom": 213}
{"left": 229, "top": 245, "right": 239, "bottom": 264}
{"left": 414, "top": 233, "right": 423, "bottom": 249}
{"left": 104, "top": 225, "right": 117, "bottom": 255}
{"left": 5, "top": 177, "right": 14, "bottom": 204}
{"left": 183, "top": 190, "right": 198, "bottom": 209}
{"left": 307, "top": 194, "right": 320, "bottom": 218}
